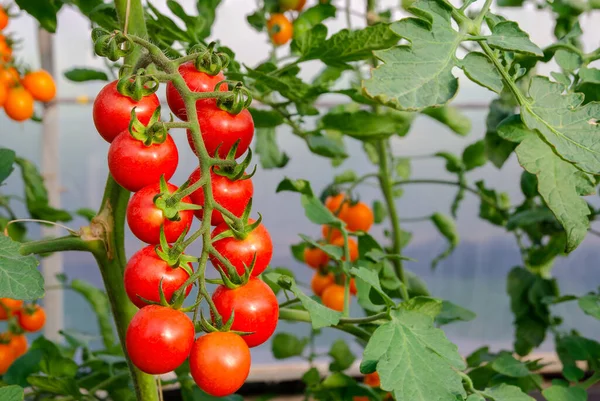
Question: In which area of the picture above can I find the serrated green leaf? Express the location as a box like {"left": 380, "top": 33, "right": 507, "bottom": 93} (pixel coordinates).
{"left": 481, "top": 384, "right": 536, "bottom": 401}
{"left": 436, "top": 300, "right": 476, "bottom": 325}
{"left": 321, "top": 110, "right": 414, "bottom": 140}
{"left": 555, "top": 49, "right": 582, "bottom": 72}
{"left": 486, "top": 22, "right": 543, "bottom": 56}
{"left": 463, "top": 140, "right": 487, "bottom": 171}
{"left": 0, "top": 236, "right": 44, "bottom": 299}
{"left": 422, "top": 106, "right": 472, "bottom": 136}
{"left": 578, "top": 294, "right": 600, "bottom": 320}
{"left": 363, "top": 0, "right": 464, "bottom": 110}
{"left": 329, "top": 339, "right": 356, "bottom": 372}
{"left": 461, "top": 52, "right": 504, "bottom": 94}
{"left": 520, "top": 77, "right": 600, "bottom": 174}
{"left": 63, "top": 68, "right": 108, "bottom": 82}
{"left": 430, "top": 213, "right": 459, "bottom": 269}
{"left": 542, "top": 385, "right": 587, "bottom": 401}
{"left": 514, "top": 135, "right": 591, "bottom": 252}
{"left": 302, "top": 23, "right": 400, "bottom": 65}
{"left": 271, "top": 333, "right": 308, "bottom": 359}
{"left": 0, "top": 386, "right": 24, "bottom": 401}
{"left": 362, "top": 309, "right": 466, "bottom": 401}
{"left": 255, "top": 128, "right": 290, "bottom": 169}
{"left": 491, "top": 354, "right": 531, "bottom": 378}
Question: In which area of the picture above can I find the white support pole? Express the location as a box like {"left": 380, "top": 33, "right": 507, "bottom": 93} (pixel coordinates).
{"left": 38, "top": 27, "right": 63, "bottom": 342}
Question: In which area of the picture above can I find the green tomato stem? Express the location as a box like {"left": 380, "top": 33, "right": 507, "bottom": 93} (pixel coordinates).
{"left": 279, "top": 308, "right": 372, "bottom": 342}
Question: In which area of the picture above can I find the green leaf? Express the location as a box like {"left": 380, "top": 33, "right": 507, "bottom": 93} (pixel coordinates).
{"left": 0, "top": 236, "right": 44, "bottom": 300}
{"left": 285, "top": 278, "right": 342, "bottom": 329}
{"left": 15, "top": 0, "right": 60, "bottom": 32}
{"left": 466, "top": 347, "right": 496, "bottom": 368}
{"left": 271, "top": 333, "right": 308, "bottom": 359}
{"left": 463, "top": 140, "right": 487, "bottom": 171}
{"left": 490, "top": 354, "right": 531, "bottom": 378}
{"left": 292, "top": 24, "right": 328, "bottom": 57}
{"left": 27, "top": 376, "right": 81, "bottom": 397}
{"left": 542, "top": 385, "right": 587, "bottom": 401}
{"left": 486, "top": 22, "right": 543, "bottom": 56}
{"left": 430, "top": 213, "right": 459, "bottom": 269}
{"left": 436, "top": 152, "right": 464, "bottom": 173}
{"left": 467, "top": 395, "right": 485, "bottom": 401}
{"left": 460, "top": 52, "right": 504, "bottom": 94}
{"left": 506, "top": 208, "right": 557, "bottom": 231}
{"left": 302, "top": 367, "right": 321, "bottom": 387}
{"left": 481, "top": 384, "right": 536, "bottom": 401}
{"left": 395, "top": 158, "right": 411, "bottom": 179}
{"left": 551, "top": 71, "right": 571, "bottom": 86}
{"left": 435, "top": 300, "right": 476, "bottom": 325}
{"left": 350, "top": 266, "right": 395, "bottom": 307}
{"left": 261, "top": 267, "right": 295, "bottom": 295}
{"left": 497, "top": 114, "right": 534, "bottom": 144}
{"left": 246, "top": 10, "right": 266, "bottom": 31}
{"left": 555, "top": 49, "right": 582, "bottom": 72}
{"left": 321, "top": 110, "right": 414, "bottom": 140}
{"left": 402, "top": 296, "right": 443, "bottom": 318}
{"left": 255, "top": 128, "right": 289, "bottom": 169}
{"left": 0, "top": 386, "right": 24, "bottom": 401}
{"left": 422, "top": 106, "right": 472, "bottom": 136}
{"left": 484, "top": 98, "right": 518, "bottom": 169}
{"left": 0, "top": 148, "right": 16, "bottom": 185}
{"left": 290, "top": 241, "right": 307, "bottom": 263}
{"left": 333, "top": 170, "right": 357, "bottom": 184}
{"left": 32, "top": 336, "right": 78, "bottom": 378}
{"left": 75, "top": 208, "right": 96, "bottom": 222}
{"left": 299, "top": 234, "right": 343, "bottom": 260}
{"left": 373, "top": 200, "right": 387, "bottom": 224}
{"left": 70, "top": 279, "right": 116, "bottom": 350}
{"left": 476, "top": 181, "right": 510, "bottom": 226}
{"left": 578, "top": 294, "right": 600, "bottom": 320}
{"left": 63, "top": 68, "right": 109, "bottom": 82}
{"left": 249, "top": 108, "right": 285, "bottom": 128}
{"left": 306, "top": 132, "right": 348, "bottom": 159}
{"left": 293, "top": 4, "right": 336, "bottom": 38}
{"left": 575, "top": 67, "right": 600, "bottom": 104}
{"left": 520, "top": 77, "right": 600, "bottom": 174}
{"left": 313, "top": 65, "right": 347, "bottom": 88}
{"left": 302, "top": 23, "right": 400, "bottom": 65}
{"left": 4, "top": 348, "right": 44, "bottom": 387}
{"left": 362, "top": 309, "right": 466, "bottom": 401}
{"left": 195, "top": 0, "right": 222, "bottom": 40}
{"left": 514, "top": 134, "right": 591, "bottom": 252}
{"left": 328, "top": 339, "right": 356, "bottom": 372}
{"left": 363, "top": 0, "right": 464, "bottom": 110}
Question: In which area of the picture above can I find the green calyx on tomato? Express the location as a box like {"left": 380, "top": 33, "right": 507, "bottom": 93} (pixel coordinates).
{"left": 213, "top": 143, "right": 256, "bottom": 181}
{"left": 212, "top": 199, "right": 261, "bottom": 242}
{"left": 189, "top": 41, "right": 231, "bottom": 76}
{"left": 116, "top": 69, "right": 159, "bottom": 101}
{"left": 153, "top": 176, "right": 203, "bottom": 221}
{"left": 127, "top": 106, "right": 168, "bottom": 146}
{"left": 216, "top": 81, "right": 252, "bottom": 115}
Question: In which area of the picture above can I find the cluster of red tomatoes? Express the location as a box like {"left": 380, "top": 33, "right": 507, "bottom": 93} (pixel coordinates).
{"left": 305, "top": 194, "right": 374, "bottom": 311}
{"left": 93, "top": 61, "right": 278, "bottom": 396}
{"left": 0, "top": 298, "right": 46, "bottom": 374}
{"left": 0, "top": 8, "right": 57, "bottom": 121}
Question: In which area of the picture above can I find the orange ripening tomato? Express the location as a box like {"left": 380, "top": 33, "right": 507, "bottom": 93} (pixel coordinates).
{"left": 0, "top": 298, "right": 23, "bottom": 320}
{"left": 4, "top": 87, "right": 34, "bottom": 121}
{"left": 0, "top": 67, "right": 19, "bottom": 86}
{"left": 0, "top": 83, "right": 7, "bottom": 108}
{"left": 16, "top": 305, "right": 46, "bottom": 332}
{"left": 0, "top": 344, "right": 14, "bottom": 375}
{"left": 8, "top": 335, "right": 27, "bottom": 358}
{"left": 311, "top": 272, "right": 334, "bottom": 296}
{"left": 322, "top": 225, "right": 343, "bottom": 243}
{"left": 325, "top": 193, "right": 349, "bottom": 215}
{"left": 303, "top": 246, "right": 329, "bottom": 269}
{"left": 0, "top": 8, "right": 8, "bottom": 30}
{"left": 267, "top": 14, "right": 293, "bottom": 46}
{"left": 364, "top": 371, "right": 381, "bottom": 387}
{"left": 339, "top": 202, "right": 374, "bottom": 232}
{"left": 332, "top": 236, "right": 359, "bottom": 262}
{"left": 321, "top": 284, "right": 345, "bottom": 311}
{"left": 22, "top": 70, "right": 56, "bottom": 102}
{"left": 0, "top": 41, "right": 11, "bottom": 62}
{"left": 349, "top": 278, "right": 357, "bottom": 296}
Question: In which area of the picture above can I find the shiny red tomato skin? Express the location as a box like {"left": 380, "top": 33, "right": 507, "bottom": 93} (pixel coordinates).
{"left": 93, "top": 81, "right": 160, "bottom": 143}
{"left": 127, "top": 182, "right": 194, "bottom": 244}
{"left": 187, "top": 106, "right": 254, "bottom": 159}
{"left": 210, "top": 220, "right": 273, "bottom": 277}
{"left": 188, "top": 168, "right": 253, "bottom": 226}
{"left": 212, "top": 278, "right": 279, "bottom": 347}
{"left": 108, "top": 131, "right": 179, "bottom": 192}
{"left": 126, "top": 305, "right": 195, "bottom": 374}
{"left": 166, "top": 62, "right": 227, "bottom": 120}
{"left": 189, "top": 332, "right": 251, "bottom": 397}
{"left": 124, "top": 246, "right": 193, "bottom": 308}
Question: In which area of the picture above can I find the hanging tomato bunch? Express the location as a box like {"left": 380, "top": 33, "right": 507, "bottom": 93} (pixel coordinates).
{"left": 91, "top": 29, "right": 278, "bottom": 397}
{"left": 0, "top": 298, "right": 46, "bottom": 374}
{"left": 306, "top": 193, "right": 374, "bottom": 311}
{"left": 0, "top": 7, "right": 56, "bottom": 122}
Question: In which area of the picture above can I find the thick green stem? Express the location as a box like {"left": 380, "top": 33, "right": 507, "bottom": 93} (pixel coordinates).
{"left": 279, "top": 308, "right": 372, "bottom": 342}
{"left": 20, "top": 236, "right": 93, "bottom": 255}
{"left": 115, "top": 0, "right": 148, "bottom": 75}
{"left": 376, "top": 140, "right": 409, "bottom": 299}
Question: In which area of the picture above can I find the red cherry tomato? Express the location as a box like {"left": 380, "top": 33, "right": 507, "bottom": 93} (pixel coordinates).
{"left": 210, "top": 220, "right": 273, "bottom": 277}
{"left": 124, "top": 245, "right": 193, "bottom": 308}
{"left": 187, "top": 105, "right": 254, "bottom": 159}
{"left": 189, "top": 332, "right": 251, "bottom": 397}
{"left": 127, "top": 182, "right": 193, "bottom": 244}
{"left": 0, "top": 298, "right": 23, "bottom": 320}
{"left": 126, "top": 305, "right": 194, "bottom": 374}
{"left": 108, "top": 131, "right": 178, "bottom": 192}
{"left": 188, "top": 167, "right": 253, "bottom": 226}
{"left": 16, "top": 305, "right": 46, "bottom": 332}
{"left": 166, "top": 62, "right": 227, "bottom": 120}
{"left": 93, "top": 81, "right": 160, "bottom": 143}
{"left": 0, "top": 344, "right": 14, "bottom": 375}
{"left": 212, "top": 278, "right": 279, "bottom": 347}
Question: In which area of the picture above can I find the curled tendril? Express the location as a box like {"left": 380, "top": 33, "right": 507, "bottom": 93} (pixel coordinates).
{"left": 188, "top": 42, "right": 231, "bottom": 76}
{"left": 116, "top": 69, "right": 160, "bottom": 101}
{"left": 92, "top": 28, "right": 133, "bottom": 62}
{"left": 216, "top": 81, "right": 253, "bottom": 115}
